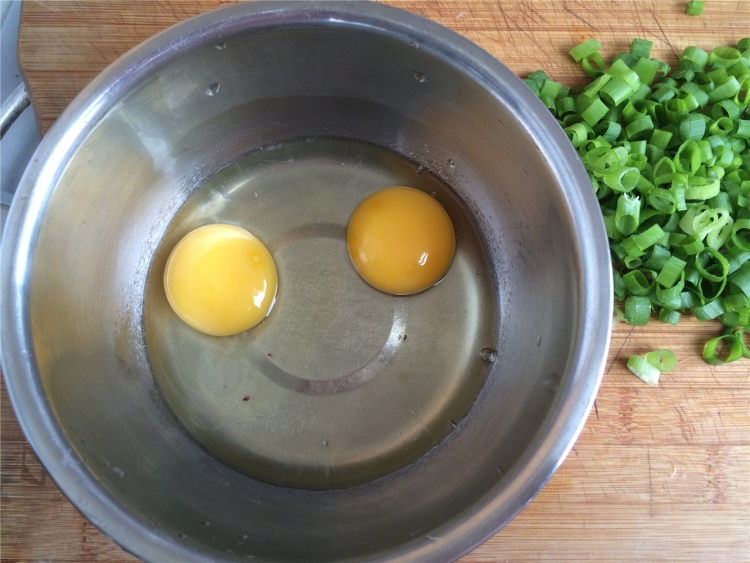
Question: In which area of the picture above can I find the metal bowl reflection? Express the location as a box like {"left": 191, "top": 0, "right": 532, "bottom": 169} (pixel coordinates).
{"left": 1, "top": 2, "right": 611, "bottom": 560}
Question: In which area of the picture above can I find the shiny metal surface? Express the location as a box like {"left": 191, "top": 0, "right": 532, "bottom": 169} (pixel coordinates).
{"left": 146, "top": 137, "right": 497, "bottom": 489}
{"left": 0, "top": 1, "right": 612, "bottom": 561}
{"left": 1, "top": 0, "right": 39, "bottom": 211}
{"left": 0, "top": 82, "right": 30, "bottom": 139}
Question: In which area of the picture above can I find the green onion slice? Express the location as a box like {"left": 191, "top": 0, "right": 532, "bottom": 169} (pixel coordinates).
{"left": 686, "top": 0, "right": 705, "bottom": 16}
{"left": 645, "top": 350, "right": 678, "bottom": 371}
{"left": 569, "top": 39, "right": 602, "bottom": 62}
{"left": 624, "top": 295, "right": 652, "bottom": 325}
{"left": 659, "top": 308, "right": 681, "bottom": 324}
{"left": 627, "top": 355, "right": 661, "bottom": 385}
{"left": 703, "top": 334, "right": 744, "bottom": 364}
{"left": 735, "top": 328, "right": 750, "bottom": 359}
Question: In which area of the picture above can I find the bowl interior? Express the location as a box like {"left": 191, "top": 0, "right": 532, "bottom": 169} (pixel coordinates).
{"left": 10, "top": 4, "right": 608, "bottom": 561}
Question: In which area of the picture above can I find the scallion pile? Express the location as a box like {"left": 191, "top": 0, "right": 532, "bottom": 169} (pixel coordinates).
{"left": 525, "top": 37, "right": 750, "bottom": 365}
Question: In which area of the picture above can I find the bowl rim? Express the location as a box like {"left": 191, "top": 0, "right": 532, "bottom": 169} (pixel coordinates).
{"left": 0, "top": 1, "right": 612, "bottom": 561}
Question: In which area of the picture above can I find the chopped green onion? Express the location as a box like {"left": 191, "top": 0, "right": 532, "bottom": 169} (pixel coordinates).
{"left": 685, "top": 176, "right": 720, "bottom": 200}
{"left": 650, "top": 84, "right": 677, "bottom": 103}
{"left": 616, "top": 193, "right": 641, "bottom": 235}
{"left": 650, "top": 129, "right": 673, "bottom": 150}
{"left": 580, "top": 96, "right": 609, "bottom": 126}
{"left": 614, "top": 270, "right": 627, "bottom": 300}
{"left": 597, "top": 120, "right": 623, "bottom": 142}
{"left": 680, "top": 46, "right": 709, "bottom": 70}
{"left": 709, "top": 47, "right": 741, "bottom": 68}
{"left": 643, "top": 244, "right": 671, "bottom": 270}
{"left": 712, "top": 99, "right": 741, "bottom": 121}
{"left": 623, "top": 269, "right": 655, "bottom": 295}
{"left": 686, "top": 0, "right": 705, "bottom": 16}
{"left": 569, "top": 40, "right": 608, "bottom": 78}
{"left": 647, "top": 188, "right": 676, "bottom": 214}
{"left": 631, "top": 38, "right": 654, "bottom": 59}
{"left": 681, "top": 234, "right": 704, "bottom": 255}
{"left": 731, "top": 219, "right": 750, "bottom": 252}
{"left": 527, "top": 37, "right": 750, "bottom": 366}
{"left": 733, "top": 120, "right": 750, "bottom": 139}
{"left": 726, "top": 247, "right": 750, "bottom": 275}
{"left": 605, "top": 166, "right": 640, "bottom": 192}
{"left": 627, "top": 349, "right": 676, "bottom": 385}
{"left": 703, "top": 333, "right": 744, "bottom": 364}
{"left": 736, "top": 328, "right": 750, "bottom": 358}
{"left": 659, "top": 308, "right": 681, "bottom": 324}
{"left": 624, "top": 295, "right": 652, "bottom": 325}
{"left": 709, "top": 116, "right": 735, "bottom": 136}
{"left": 674, "top": 140, "right": 701, "bottom": 174}
{"left": 565, "top": 122, "right": 590, "bottom": 147}
{"left": 656, "top": 255, "right": 687, "bottom": 287}
{"left": 665, "top": 97, "right": 688, "bottom": 124}
{"left": 645, "top": 349, "right": 678, "bottom": 371}
{"left": 708, "top": 76, "right": 741, "bottom": 103}
{"left": 679, "top": 113, "right": 706, "bottom": 140}
{"left": 681, "top": 290, "right": 701, "bottom": 309}
{"left": 627, "top": 355, "right": 661, "bottom": 384}
{"left": 692, "top": 298, "right": 725, "bottom": 320}
{"left": 582, "top": 53, "right": 608, "bottom": 77}
{"left": 679, "top": 81, "right": 710, "bottom": 107}
{"left": 656, "top": 279, "right": 684, "bottom": 309}
{"left": 634, "top": 57, "right": 659, "bottom": 85}
{"left": 722, "top": 292, "right": 750, "bottom": 313}
{"left": 729, "top": 262, "right": 750, "bottom": 299}
{"left": 601, "top": 77, "right": 637, "bottom": 106}
{"left": 569, "top": 39, "right": 602, "bottom": 62}
{"left": 721, "top": 310, "right": 750, "bottom": 328}
{"left": 584, "top": 74, "right": 612, "bottom": 96}
{"left": 626, "top": 115, "right": 654, "bottom": 140}
{"left": 695, "top": 247, "right": 729, "bottom": 283}
{"left": 632, "top": 224, "right": 666, "bottom": 250}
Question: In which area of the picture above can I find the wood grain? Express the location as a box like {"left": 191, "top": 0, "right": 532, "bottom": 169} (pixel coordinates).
{"left": 3, "top": 1, "right": 749, "bottom": 561}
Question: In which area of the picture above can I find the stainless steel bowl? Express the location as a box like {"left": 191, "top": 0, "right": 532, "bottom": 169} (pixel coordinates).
{"left": 1, "top": 1, "right": 611, "bottom": 560}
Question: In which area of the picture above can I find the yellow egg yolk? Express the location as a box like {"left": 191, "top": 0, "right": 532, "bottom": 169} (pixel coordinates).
{"left": 163, "top": 224, "right": 277, "bottom": 336}
{"left": 346, "top": 186, "right": 456, "bottom": 295}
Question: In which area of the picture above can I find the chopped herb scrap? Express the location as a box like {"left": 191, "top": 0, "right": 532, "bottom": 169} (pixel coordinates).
{"left": 527, "top": 36, "right": 750, "bottom": 365}
{"left": 686, "top": 0, "right": 706, "bottom": 16}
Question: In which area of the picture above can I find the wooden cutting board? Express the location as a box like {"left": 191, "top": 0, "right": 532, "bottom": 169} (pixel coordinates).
{"left": 3, "top": 1, "right": 749, "bottom": 561}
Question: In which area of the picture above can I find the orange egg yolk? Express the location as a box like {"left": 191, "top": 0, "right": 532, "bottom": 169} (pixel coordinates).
{"left": 346, "top": 186, "right": 456, "bottom": 295}
{"left": 163, "top": 224, "right": 277, "bottom": 336}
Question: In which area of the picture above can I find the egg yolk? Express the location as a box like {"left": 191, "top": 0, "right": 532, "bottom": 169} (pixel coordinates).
{"left": 163, "top": 224, "right": 277, "bottom": 336}
{"left": 346, "top": 186, "right": 456, "bottom": 295}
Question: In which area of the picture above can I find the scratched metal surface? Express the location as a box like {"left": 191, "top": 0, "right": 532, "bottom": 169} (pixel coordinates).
{"left": 2, "top": 1, "right": 749, "bottom": 561}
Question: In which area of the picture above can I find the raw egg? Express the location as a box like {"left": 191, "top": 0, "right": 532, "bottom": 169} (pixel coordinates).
{"left": 346, "top": 186, "right": 455, "bottom": 295}
{"left": 163, "top": 223, "right": 277, "bottom": 336}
